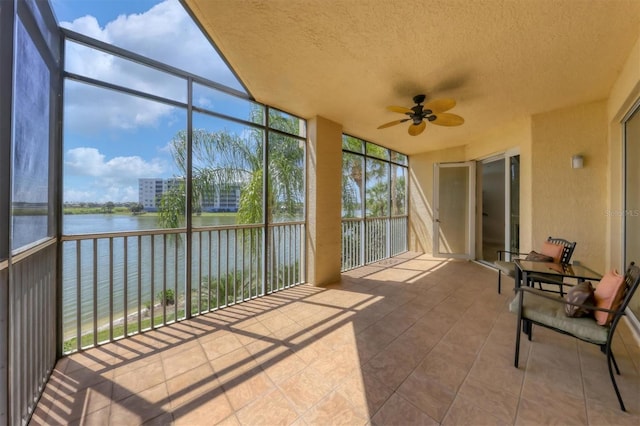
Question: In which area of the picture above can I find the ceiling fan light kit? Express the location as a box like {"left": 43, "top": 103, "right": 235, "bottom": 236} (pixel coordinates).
{"left": 377, "top": 94, "right": 464, "bottom": 136}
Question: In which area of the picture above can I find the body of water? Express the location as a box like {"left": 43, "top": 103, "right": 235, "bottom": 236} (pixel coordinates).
{"left": 13, "top": 213, "right": 302, "bottom": 342}
{"left": 59, "top": 213, "right": 242, "bottom": 339}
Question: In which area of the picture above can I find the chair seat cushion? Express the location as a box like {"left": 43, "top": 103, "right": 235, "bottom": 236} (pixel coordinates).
{"left": 495, "top": 261, "right": 516, "bottom": 276}
{"left": 509, "top": 291, "right": 608, "bottom": 345}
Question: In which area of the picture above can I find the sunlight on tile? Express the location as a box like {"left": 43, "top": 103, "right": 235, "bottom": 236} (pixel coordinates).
{"left": 33, "top": 255, "right": 640, "bottom": 425}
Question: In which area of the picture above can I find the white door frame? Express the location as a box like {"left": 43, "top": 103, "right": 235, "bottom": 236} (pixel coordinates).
{"left": 503, "top": 148, "right": 520, "bottom": 259}
{"left": 433, "top": 161, "right": 476, "bottom": 259}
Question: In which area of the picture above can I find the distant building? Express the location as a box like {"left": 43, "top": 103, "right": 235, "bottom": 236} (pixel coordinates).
{"left": 139, "top": 178, "right": 163, "bottom": 211}
{"left": 199, "top": 185, "right": 242, "bottom": 212}
{"left": 138, "top": 178, "right": 183, "bottom": 212}
{"left": 138, "top": 178, "right": 241, "bottom": 212}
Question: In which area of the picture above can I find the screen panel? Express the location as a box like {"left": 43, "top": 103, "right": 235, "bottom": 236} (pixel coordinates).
{"left": 11, "top": 18, "right": 51, "bottom": 251}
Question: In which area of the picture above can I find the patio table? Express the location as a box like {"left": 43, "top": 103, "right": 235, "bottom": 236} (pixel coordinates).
{"left": 513, "top": 259, "right": 602, "bottom": 291}
{"left": 513, "top": 259, "right": 602, "bottom": 335}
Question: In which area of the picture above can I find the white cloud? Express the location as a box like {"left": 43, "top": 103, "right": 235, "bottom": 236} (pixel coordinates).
{"left": 57, "top": 0, "right": 243, "bottom": 202}
{"left": 64, "top": 147, "right": 168, "bottom": 202}
{"left": 64, "top": 185, "right": 138, "bottom": 204}
{"left": 63, "top": 188, "right": 98, "bottom": 203}
{"left": 62, "top": 15, "right": 107, "bottom": 41}
{"left": 100, "top": 184, "right": 139, "bottom": 204}
{"left": 60, "top": 0, "right": 242, "bottom": 134}
{"left": 98, "top": 0, "right": 238, "bottom": 87}
{"left": 64, "top": 81, "right": 179, "bottom": 132}
{"left": 65, "top": 147, "right": 165, "bottom": 179}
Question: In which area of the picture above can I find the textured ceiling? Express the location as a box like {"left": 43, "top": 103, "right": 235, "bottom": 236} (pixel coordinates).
{"left": 184, "top": 0, "right": 640, "bottom": 155}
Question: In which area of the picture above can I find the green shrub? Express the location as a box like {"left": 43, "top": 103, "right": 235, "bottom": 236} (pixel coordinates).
{"left": 158, "top": 289, "right": 175, "bottom": 306}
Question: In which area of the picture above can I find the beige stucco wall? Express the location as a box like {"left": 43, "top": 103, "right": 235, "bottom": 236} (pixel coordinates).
{"left": 408, "top": 99, "right": 611, "bottom": 272}
{"left": 307, "top": 116, "right": 343, "bottom": 286}
{"left": 464, "top": 118, "right": 534, "bottom": 252}
{"left": 408, "top": 119, "right": 533, "bottom": 256}
{"left": 408, "top": 147, "right": 465, "bottom": 253}
{"left": 531, "top": 101, "right": 608, "bottom": 271}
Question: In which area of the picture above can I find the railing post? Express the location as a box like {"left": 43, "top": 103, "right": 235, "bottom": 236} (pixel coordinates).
{"left": 386, "top": 216, "right": 391, "bottom": 259}
{"left": 360, "top": 218, "right": 366, "bottom": 266}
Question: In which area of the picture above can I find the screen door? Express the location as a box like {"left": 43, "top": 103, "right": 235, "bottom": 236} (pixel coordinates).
{"left": 433, "top": 161, "right": 476, "bottom": 259}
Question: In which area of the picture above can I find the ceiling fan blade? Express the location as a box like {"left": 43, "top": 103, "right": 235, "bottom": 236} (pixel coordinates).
{"left": 424, "top": 98, "right": 456, "bottom": 113}
{"left": 408, "top": 121, "right": 426, "bottom": 136}
{"left": 386, "top": 106, "right": 413, "bottom": 114}
{"left": 431, "top": 113, "right": 464, "bottom": 126}
{"left": 377, "top": 118, "right": 409, "bottom": 129}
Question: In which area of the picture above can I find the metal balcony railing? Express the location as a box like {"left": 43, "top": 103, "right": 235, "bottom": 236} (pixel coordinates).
{"left": 61, "top": 222, "right": 305, "bottom": 354}
{"left": 4, "top": 239, "right": 57, "bottom": 426}
{"left": 341, "top": 216, "right": 408, "bottom": 271}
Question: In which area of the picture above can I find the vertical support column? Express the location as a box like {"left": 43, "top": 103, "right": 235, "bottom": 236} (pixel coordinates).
{"left": 0, "top": 0, "right": 14, "bottom": 257}
{"left": 185, "top": 78, "right": 193, "bottom": 317}
{"left": 0, "top": 0, "right": 15, "bottom": 422}
{"left": 307, "top": 116, "right": 342, "bottom": 286}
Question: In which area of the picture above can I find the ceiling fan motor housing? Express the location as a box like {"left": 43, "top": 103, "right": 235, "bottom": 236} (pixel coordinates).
{"left": 410, "top": 101, "right": 433, "bottom": 123}
{"left": 413, "top": 94, "right": 426, "bottom": 104}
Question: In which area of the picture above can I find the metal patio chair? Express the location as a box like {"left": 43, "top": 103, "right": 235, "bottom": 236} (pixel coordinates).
{"left": 510, "top": 262, "right": 640, "bottom": 411}
{"left": 494, "top": 236, "right": 576, "bottom": 294}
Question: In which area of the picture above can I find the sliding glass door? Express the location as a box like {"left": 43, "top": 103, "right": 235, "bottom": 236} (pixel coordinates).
{"left": 477, "top": 152, "right": 519, "bottom": 264}
{"left": 624, "top": 103, "right": 640, "bottom": 321}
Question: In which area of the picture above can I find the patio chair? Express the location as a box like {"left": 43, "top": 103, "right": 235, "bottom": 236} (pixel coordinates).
{"left": 526, "top": 237, "right": 577, "bottom": 296}
{"left": 494, "top": 236, "right": 576, "bottom": 294}
{"left": 510, "top": 262, "right": 640, "bottom": 411}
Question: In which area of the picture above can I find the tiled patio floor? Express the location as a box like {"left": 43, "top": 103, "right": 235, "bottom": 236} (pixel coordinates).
{"left": 30, "top": 253, "right": 640, "bottom": 425}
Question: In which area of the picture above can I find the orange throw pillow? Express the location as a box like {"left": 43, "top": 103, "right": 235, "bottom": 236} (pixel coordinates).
{"left": 541, "top": 242, "right": 564, "bottom": 263}
{"left": 594, "top": 270, "right": 626, "bottom": 326}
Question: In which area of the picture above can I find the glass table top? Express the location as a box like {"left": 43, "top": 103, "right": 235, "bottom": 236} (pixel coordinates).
{"left": 514, "top": 259, "right": 602, "bottom": 281}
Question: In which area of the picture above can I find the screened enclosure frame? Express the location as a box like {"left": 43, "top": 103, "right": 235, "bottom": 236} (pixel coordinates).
{"left": 57, "top": 26, "right": 308, "bottom": 352}
{"left": 1, "top": 0, "right": 63, "bottom": 424}
{"left": 341, "top": 134, "right": 409, "bottom": 271}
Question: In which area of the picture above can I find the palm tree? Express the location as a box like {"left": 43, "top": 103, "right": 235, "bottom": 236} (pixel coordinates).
{"left": 158, "top": 108, "right": 305, "bottom": 305}
{"left": 158, "top": 107, "right": 304, "bottom": 228}
{"left": 341, "top": 136, "right": 404, "bottom": 219}
{"left": 342, "top": 152, "right": 364, "bottom": 218}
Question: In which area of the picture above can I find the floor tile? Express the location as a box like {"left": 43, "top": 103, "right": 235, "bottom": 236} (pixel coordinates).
{"left": 277, "top": 366, "right": 333, "bottom": 413}
{"left": 29, "top": 255, "right": 640, "bottom": 425}
{"left": 303, "top": 390, "right": 368, "bottom": 426}
{"left": 371, "top": 392, "right": 439, "bottom": 426}
{"left": 236, "top": 388, "right": 299, "bottom": 425}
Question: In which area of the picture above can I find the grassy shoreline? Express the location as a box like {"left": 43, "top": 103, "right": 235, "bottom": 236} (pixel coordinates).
{"left": 64, "top": 207, "right": 141, "bottom": 215}
{"left": 62, "top": 207, "right": 237, "bottom": 217}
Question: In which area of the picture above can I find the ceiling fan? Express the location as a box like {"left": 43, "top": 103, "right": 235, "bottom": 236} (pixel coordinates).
{"left": 377, "top": 94, "right": 464, "bottom": 136}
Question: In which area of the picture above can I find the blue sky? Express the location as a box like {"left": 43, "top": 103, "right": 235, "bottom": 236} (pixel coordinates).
{"left": 51, "top": 0, "right": 161, "bottom": 24}
{"left": 51, "top": 0, "right": 247, "bottom": 203}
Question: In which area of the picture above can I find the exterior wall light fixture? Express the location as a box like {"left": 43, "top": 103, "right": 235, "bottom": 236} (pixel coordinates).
{"left": 572, "top": 154, "right": 584, "bottom": 169}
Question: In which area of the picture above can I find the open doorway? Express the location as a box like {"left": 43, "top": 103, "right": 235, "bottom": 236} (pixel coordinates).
{"left": 480, "top": 158, "right": 505, "bottom": 262}
{"left": 476, "top": 153, "right": 520, "bottom": 264}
